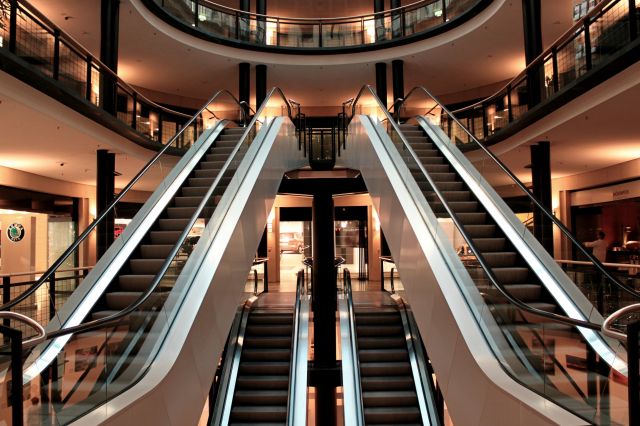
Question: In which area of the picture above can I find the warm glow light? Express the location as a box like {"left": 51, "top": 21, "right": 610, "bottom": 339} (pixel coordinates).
{"left": 267, "top": 207, "right": 275, "bottom": 232}
{"left": 266, "top": 21, "right": 277, "bottom": 46}
{"left": 372, "top": 209, "right": 380, "bottom": 232}
{"left": 363, "top": 19, "right": 376, "bottom": 44}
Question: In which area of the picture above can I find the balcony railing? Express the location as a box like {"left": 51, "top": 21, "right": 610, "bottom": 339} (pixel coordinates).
{"left": 0, "top": 0, "right": 246, "bottom": 148}
{"left": 397, "top": 0, "right": 640, "bottom": 145}
{"left": 147, "top": 0, "right": 488, "bottom": 51}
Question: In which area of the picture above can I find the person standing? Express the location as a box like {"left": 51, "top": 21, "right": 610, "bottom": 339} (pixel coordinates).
{"left": 584, "top": 231, "right": 610, "bottom": 309}
{"left": 584, "top": 230, "right": 607, "bottom": 263}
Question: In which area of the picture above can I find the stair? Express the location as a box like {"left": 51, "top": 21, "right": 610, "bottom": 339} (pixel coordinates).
{"left": 355, "top": 308, "right": 423, "bottom": 425}
{"left": 229, "top": 308, "right": 294, "bottom": 425}
{"left": 398, "top": 124, "right": 557, "bottom": 327}
{"left": 90, "top": 126, "right": 245, "bottom": 331}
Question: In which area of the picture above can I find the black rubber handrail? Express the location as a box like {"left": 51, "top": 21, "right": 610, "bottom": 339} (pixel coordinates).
{"left": 351, "top": 85, "right": 602, "bottom": 330}
{"left": 41, "top": 87, "right": 292, "bottom": 339}
{"left": 446, "top": 0, "right": 630, "bottom": 116}
{"left": 400, "top": 84, "right": 640, "bottom": 300}
{"left": 0, "top": 89, "right": 246, "bottom": 312}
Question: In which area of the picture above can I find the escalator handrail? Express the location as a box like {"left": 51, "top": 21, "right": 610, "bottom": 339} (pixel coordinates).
{"left": 0, "top": 312, "right": 46, "bottom": 348}
{"left": 343, "top": 268, "right": 365, "bottom": 426}
{"left": 602, "top": 303, "right": 640, "bottom": 341}
{"left": 396, "top": 84, "right": 639, "bottom": 300}
{"left": 0, "top": 89, "right": 247, "bottom": 312}
{"left": 351, "top": 85, "right": 601, "bottom": 330}
{"left": 286, "top": 269, "right": 306, "bottom": 426}
{"left": 43, "top": 90, "right": 289, "bottom": 338}
{"left": 448, "top": 0, "right": 633, "bottom": 117}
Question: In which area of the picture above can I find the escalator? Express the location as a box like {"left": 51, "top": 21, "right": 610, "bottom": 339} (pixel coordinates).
{"left": 0, "top": 88, "right": 306, "bottom": 425}
{"left": 343, "top": 85, "right": 634, "bottom": 425}
{"left": 211, "top": 271, "right": 309, "bottom": 426}
{"left": 340, "top": 270, "right": 440, "bottom": 426}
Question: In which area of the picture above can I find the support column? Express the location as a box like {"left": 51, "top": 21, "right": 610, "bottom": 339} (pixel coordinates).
{"left": 530, "top": 141, "right": 553, "bottom": 255}
{"left": 239, "top": 62, "right": 250, "bottom": 115}
{"left": 312, "top": 191, "right": 337, "bottom": 426}
{"left": 238, "top": 0, "right": 250, "bottom": 40}
{"left": 391, "top": 0, "right": 402, "bottom": 38}
{"left": 392, "top": 59, "right": 404, "bottom": 109}
{"left": 522, "top": 0, "right": 543, "bottom": 108}
{"left": 256, "top": 0, "right": 267, "bottom": 43}
{"left": 256, "top": 64, "right": 267, "bottom": 109}
{"left": 96, "top": 149, "right": 115, "bottom": 259}
{"left": 100, "top": 0, "right": 119, "bottom": 116}
{"left": 375, "top": 62, "right": 388, "bottom": 108}
{"left": 374, "top": 0, "right": 385, "bottom": 41}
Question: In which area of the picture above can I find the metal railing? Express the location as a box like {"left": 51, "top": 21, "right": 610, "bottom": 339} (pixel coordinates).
{"left": 396, "top": 0, "right": 640, "bottom": 143}
{"left": 149, "top": 0, "right": 486, "bottom": 50}
{"left": 0, "top": 0, "right": 247, "bottom": 146}
{"left": 286, "top": 269, "right": 309, "bottom": 426}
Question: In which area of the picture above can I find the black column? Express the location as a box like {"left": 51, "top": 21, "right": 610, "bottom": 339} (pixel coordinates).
{"left": 96, "top": 149, "right": 116, "bottom": 259}
{"left": 392, "top": 59, "right": 404, "bottom": 109}
{"left": 312, "top": 191, "right": 337, "bottom": 426}
{"left": 256, "top": 64, "right": 267, "bottom": 109}
{"left": 374, "top": 0, "right": 385, "bottom": 41}
{"left": 375, "top": 62, "right": 388, "bottom": 108}
{"left": 530, "top": 141, "right": 553, "bottom": 255}
{"left": 391, "top": 0, "right": 402, "bottom": 38}
{"left": 238, "top": 0, "right": 249, "bottom": 11}
{"left": 239, "top": 62, "right": 250, "bottom": 115}
{"left": 256, "top": 0, "right": 267, "bottom": 43}
{"left": 100, "top": 0, "right": 119, "bottom": 116}
{"left": 522, "top": 0, "right": 543, "bottom": 107}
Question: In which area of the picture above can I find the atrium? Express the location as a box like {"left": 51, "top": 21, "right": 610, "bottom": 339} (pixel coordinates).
{"left": 0, "top": 0, "right": 639, "bottom": 425}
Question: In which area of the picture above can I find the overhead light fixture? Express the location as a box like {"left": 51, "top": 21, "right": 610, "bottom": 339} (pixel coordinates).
{"left": 434, "top": 10, "right": 443, "bottom": 17}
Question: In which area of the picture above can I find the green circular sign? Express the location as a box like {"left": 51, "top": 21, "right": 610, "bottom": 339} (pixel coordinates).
{"left": 7, "top": 223, "right": 25, "bottom": 242}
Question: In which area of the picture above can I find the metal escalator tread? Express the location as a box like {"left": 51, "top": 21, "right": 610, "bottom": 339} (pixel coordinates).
{"left": 355, "top": 308, "right": 423, "bottom": 425}
{"left": 229, "top": 307, "right": 294, "bottom": 424}
{"left": 87, "top": 128, "right": 241, "bottom": 328}
{"left": 404, "top": 125, "right": 564, "bottom": 328}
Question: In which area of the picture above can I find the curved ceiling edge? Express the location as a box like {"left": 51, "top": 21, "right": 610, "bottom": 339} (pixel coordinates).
{"left": 130, "top": 0, "right": 506, "bottom": 66}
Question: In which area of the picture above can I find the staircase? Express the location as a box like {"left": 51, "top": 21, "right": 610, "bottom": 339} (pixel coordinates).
{"left": 398, "top": 123, "right": 558, "bottom": 324}
{"left": 229, "top": 307, "right": 294, "bottom": 425}
{"left": 90, "top": 127, "right": 246, "bottom": 322}
{"left": 355, "top": 307, "right": 422, "bottom": 425}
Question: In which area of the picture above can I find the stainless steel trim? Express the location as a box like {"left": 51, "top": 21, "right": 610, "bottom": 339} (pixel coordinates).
{"left": 287, "top": 270, "right": 309, "bottom": 426}
{"left": 603, "top": 303, "right": 640, "bottom": 341}
{"left": 211, "top": 296, "right": 257, "bottom": 425}
{"left": 339, "top": 269, "right": 365, "bottom": 426}
{"left": 391, "top": 295, "right": 440, "bottom": 426}
{"left": 0, "top": 312, "right": 46, "bottom": 348}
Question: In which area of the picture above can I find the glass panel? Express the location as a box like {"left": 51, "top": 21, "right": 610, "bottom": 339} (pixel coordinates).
{"left": 323, "top": 21, "right": 363, "bottom": 47}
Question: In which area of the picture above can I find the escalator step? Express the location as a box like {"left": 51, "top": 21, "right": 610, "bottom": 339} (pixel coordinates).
{"left": 199, "top": 160, "right": 225, "bottom": 169}
{"left": 119, "top": 275, "right": 154, "bottom": 292}
{"left": 194, "top": 169, "right": 224, "bottom": 179}
{"left": 235, "top": 375, "right": 289, "bottom": 390}
{"left": 245, "top": 324, "right": 293, "bottom": 335}
{"left": 417, "top": 155, "right": 445, "bottom": 165}
{"left": 241, "top": 348, "right": 291, "bottom": 361}
{"left": 238, "top": 361, "right": 290, "bottom": 375}
{"left": 105, "top": 291, "right": 167, "bottom": 310}
{"left": 233, "top": 390, "right": 288, "bottom": 405}
{"left": 481, "top": 284, "right": 543, "bottom": 304}
{"left": 433, "top": 181, "right": 464, "bottom": 191}
{"left": 158, "top": 218, "right": 190, "bottom": 230}
{"left": 181, "top": 186, "right": 209, "bottom": 197}
{"left": 491, "top": 267, "right": 530, "bottom": 284}
{"left": 481, "top": 252, "right": 518, "bottom": 267}
{"left": 129, "top": 258, "right": 165, "bottom": 275}
{"left": 150, "top": 230, "right": 182, "bottom": 244}
{"left": 188, "top": 176, "right": 231, "bottom": 188}
{"left": 173, "top": 196, "right": 217, "bottom": 207}
{"left": 206, "top": 151, "right": 232, "bottom": 161}
{"left": 360, "top": 362, "right": 412, "bottom": 376}
{"left": 455, "top": 212, "right": 487, "bottom": 225}
{"left": 355, "top": 325, "right": 404, "bottom": 336}
{"left": 427, "top": 172, "right": 457, "bottom": 182}
{"left": 464, "top": 224, "right": 496, "bottom": 238}
{"left": 139, "top": 244, "right": 173, "bottom": 259}
{"left": 357, "top": 336, "right": 406, "bottom": 349}
{"left": 363, "top": 390, "right": 418, "bottom": 407}
{"left": 364, "top": 406, "right": 421, "bottom": 423}
{"left": 359, "top": 349, "right": 407, "bottom": 362}
{"left": 430, "top": 201, "right": 479, "bottom": 213}
{"left": 230, "top": 406, "right": 286, "bottom": 422}
{"left": 243, "top": 336, "right": 292, "bottom": 348}
{"left": 361, "top": 376, "right": 414, "bottom": 391}
{"left": 166, "top": 205, "right": 215, "bottom": 219}
{"left": 248, "top": 314, "right": 294, "bottom": 325}
{"left": 472, "top": 237, "right": 506, "bottom": 252}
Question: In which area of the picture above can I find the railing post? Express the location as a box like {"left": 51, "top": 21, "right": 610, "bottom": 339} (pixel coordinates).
{"left": 506, "top": 85, "right": 513, "bottom": 123}
{"left": 253, "top": 269, "right": 258, "bottom": 295}
{"left": 2, "top": 276, "right": 10, "bottom": 334}
{"left": 85, "top": 55, "right": 93, "bottom": 102}
{"left": 482, "top": 104, "right": 488, "bottom": 139}
{"left": 441, "top": 0, "right": 447, "bottom": 23}
{"left": 8, "top": 0, "right": 17, "bottom": 54}
{"left": 263, "top": 262, "right": 269, "bottom": 293}
{"left": 0, "top": 325, "right": 24, "bottom": 426}
{"left": 193, "top": 0, "right": 199, "bottom": 27}
{"left": 49, "top": 272, "right": 56, "bottom": 320}
{"left": 551, "top": 48, "right": 560, "bottom": 93}
{"left": 53, "top": 29, "right": 60, "bottom": 80}
{"left": 390, "top": 267, "right": 395, "bottom": 293}
{"left": 319, "top": 22, "right": 323, "bottom": 47}
{"left": 629, "top": 0, "right": 638, "bottom": 41}
{"left": 584, "top": 17, "right": 592, "bottom": 72}
{"left": 132, "top": 92, "right": 137, "bottom": 129}
{"left": 628, "top": 320, "right": 640, "bottom": 426}
{"left": 380, "top": 259, "right": 384, "bottom": 291}
{"left": 157, "top": 111, "right": 163, "bottom": 143}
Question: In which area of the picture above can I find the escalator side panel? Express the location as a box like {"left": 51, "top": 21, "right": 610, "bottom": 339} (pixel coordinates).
{"left": 78, "top": 117, "right": 305, "bottom": 426}
{"left": 342, "top": 115, "right": 584, "bottom": 426}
